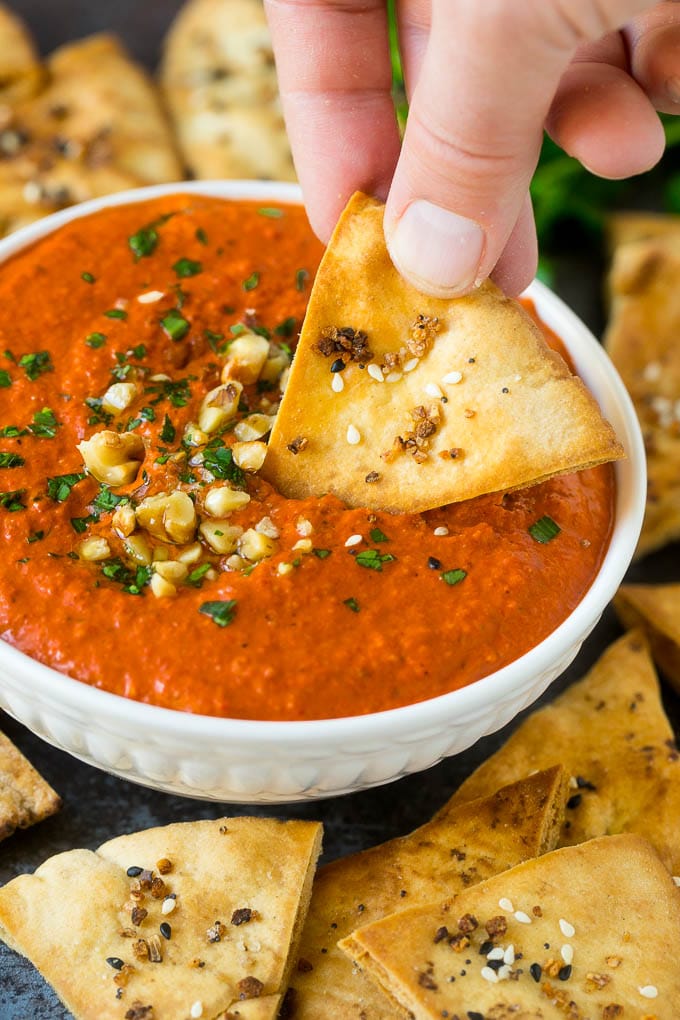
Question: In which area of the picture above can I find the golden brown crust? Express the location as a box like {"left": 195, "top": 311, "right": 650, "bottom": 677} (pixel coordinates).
{"left": 264, "top": 193, "right": 623, "bottom": 513}
{"left": 160, "top": 0, "right": 295, "bottom": 181}
{"left": 0, "top": 729, "right": 61, "bottom": 842}
{"left": 289, "top": 767, "right": 567, "bottom": 1018}
{"left": 0, "top": 3, "right": 43, "bottom": 104}
{"left": 615, "top": 583, "right": 680, "bottom": 694}
{"left": 0, "top": 817, "right": 322, "bottom": 1020}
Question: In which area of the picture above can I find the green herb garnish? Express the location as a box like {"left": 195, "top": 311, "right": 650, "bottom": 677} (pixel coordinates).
{"left": 0, "top": 370, "right": 11, "bottom": 388}
{"left": 243, "top": 272, "right": 260, "bottom": 291}
{"left": 313, "top": 548, "right": 331, "bottom": 559}
{"left": 343, "top": 597, "right": 360, "bottom": 613}
{"left": 186, "top": 563, "right": 212, "bottom": 587}
{"left": 161, "top": 309, "right": 190, "bottom": 341}
{"left": 85, "top": 332, "right": 107, "bottom": 349}
{"left": 100, "top": 558, "right": 152, "bottom": 595}
{"left": 172, "top": 257, "right": 202, "bottom": 278}
{"left": 230, "top": 323, "right": 246, "bottom": 337}
{"left": 47, "top": 472, "right": 86, "bottom": 502}
{"left": 441, "top": 568, "right": 467, "bottom": 586}
{"left": 29, "top": 407, "right": 59, "bottom": 438}
{"left": 199, "top": 599, "right": 237, "bottom": 627}
{"left": 70, "top": 515, "right": 95, "bottom": 534}
{"left": 202, "top": 440, "right": 245, "bottom": 485}
{"left": 258, "top": 207, "right": 284, "bottom": 218}
{"left": 0, "top": 489, "right": 26, "bottom": 511}
{"left": 204, "top": 329, "right": 226, "bottom": 354}
{"left": 19, "top": 351, "right": 53, "bottom": 381}
{"left": 529, "top": 515, "right": 561, "bottom": 544}
{"left": 195, "top": 227, "right": 208, "bottom": 245}
{"left": 295, "top": 268, "right": 309, "bottom": 292}
{"left": 275, "top": 317, "right": 296, "bottom": 338}
{"left": 91, "top": 485, "right": 127, "bottom": 516}
{"left": 84, "top": 396, "right": 114, "bottom": 426}
{"left": 145, "top": 376, "right": 193, "bottom": 408}
{"left": 370, "top": 527, "right": 389, "bottom": 543}
{"left": 104, "top": 308, "right": 127, "bottom": 320}
{"left": 0, "top": 452, "right": 24, "bottom": 468}
{"left": 128, "top": 226, "right": 158, "bottom": 260}
{"left": 0, "top": 425, "right": 26, "bottom": 437}
{"left": 159, "top": 414, "right": 176, "bottom": 444}
{"left": 355, "top": 548, "right": 396, "bottom": 572}
{"left": 27, "top": 530, "right": 45, "bottom": 543}
{"left": 81, "top": 272, "right": 95, "bottom": 284}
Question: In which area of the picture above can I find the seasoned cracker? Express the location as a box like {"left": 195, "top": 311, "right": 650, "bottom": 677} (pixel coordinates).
{"left": 0, "top": 729, "right": 60, "bottom": 842}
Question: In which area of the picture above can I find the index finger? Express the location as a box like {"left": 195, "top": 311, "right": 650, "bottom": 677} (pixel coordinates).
{"left": 264, "top": 0, "right": 401, "bottom": 240}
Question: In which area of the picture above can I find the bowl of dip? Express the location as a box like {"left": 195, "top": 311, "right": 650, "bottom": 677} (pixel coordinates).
{"left": 0, "top": 181, "right": 645, "bottom": 802}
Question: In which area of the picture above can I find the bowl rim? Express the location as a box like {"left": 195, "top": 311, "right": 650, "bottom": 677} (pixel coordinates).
{"left": 0, "top": 180, "right": 646, "bottom": 745}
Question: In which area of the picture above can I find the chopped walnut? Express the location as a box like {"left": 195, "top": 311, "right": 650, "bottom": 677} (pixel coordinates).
{"left": 132, "top": 939, "right": 149, "bottom": 962}
{"left": 457, "top": 913, "right": 478, "bottom": 933}
{"left": 384, "top": 403, "right": 442, "bottom": 464}
{"left": 484, "top": 915, "right": 508, "bottom": 938}
{"left": 113, "top": 964, "right": 135, "bottom": 988}
{"left": 207, "top": 920, "right": 227, "bottom": 943}
{"left": 156, "top": 858, "right": 172, "bottom": 875}
{"left": 543, "top": 957, "right": 562, "bottom": 978}
{"left": 314, "top": 326, "right": 373, "bottom": 365}
{"left": 138, "top": 870, "right": 154, "bottom": 890}
{"left": 602, "top": 1007, "right": 623, "bottom": 1020}
{"left": 433, "top": 925, "right": 450, "bottom": 944}
{"left": 118, "top": 927, "right": 138, "bottom": 939}
{"left": 605, "top": 955, "right": 622, "bottom": 968}
{"left": 297, "top": 958, "right": 314, "bottom": 973}
{"left": 585, "top": 973, "right": 610, "bottom": 992}
{"left": 148, "top": 935, "right": 163, "bottom": 963}
{"left": 407, "top": 314, "right": 441, "bottom": 358}
{"left": 238, "top": 976, "right": 265, "bottom": 1000}
{"left": 231, "top": 907, "right": 254, "bottom": 926}
{"left": 150, "top": 877, "right": 166, "bottom": 899}
{"left": 287, "top": 436, "right": 308, "bottom": 455}
{"left": 131, "top": 906, "right": 148, "bottom": 926}
{"left": 418, "top": 971, "right": 438, "bottom": 990}
{"left": 124, "top": 1003, "right": 153, "bottom": 1020}
{"left": 448, "top": 933, "right": 471, "bottom": 952}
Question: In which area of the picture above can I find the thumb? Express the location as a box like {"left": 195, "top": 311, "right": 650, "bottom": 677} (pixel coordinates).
{"left": 384, "top": 0, "right": 656, "bottom": 297}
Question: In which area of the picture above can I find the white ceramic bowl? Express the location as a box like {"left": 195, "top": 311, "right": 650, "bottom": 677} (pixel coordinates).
{"left": 0, "top": 181, "right": 646, "bottom": 803}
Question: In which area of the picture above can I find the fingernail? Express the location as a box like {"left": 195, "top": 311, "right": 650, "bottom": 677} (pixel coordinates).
{"left": 387, "top": 200, "right": 485, "bottom": 297}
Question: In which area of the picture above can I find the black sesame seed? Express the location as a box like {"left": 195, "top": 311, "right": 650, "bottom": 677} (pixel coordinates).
{"left": 544, "top": 943, "right": 550, "bottom": 950}
{"left": 116, "top": 988, "right": 123, "bottom": 1000}
{"left": 487, "top": 958, "right": 503, "bottom": 972}
{"left": 576, "top": 775, "right": 597, "bottom": 791}
{"left": 566, "top": 793, "right": 582, "bottom": 809}
{"left": 126, "top": 866, "right": 143, "bottom": 877}
{"left": 464, "top": 959, "right": 471, "bottom": 965}
{"left": 558, "top": 964, "right": 572, "bottom": 981}
{"left": 478, "top": 940, "right": 494, "bottom": 955}
{"left": 160, "top": 922, "right": 171, "bottom": 940}
{"left": 106, "top": 957, "right": 125, "bottom": 971}
{"left": 441, "top": 396, "right": 449, "bottom": 403}
{"left": 467, "top": 1012, "right": 484, "bottom": 1020}
{"left": 357, "top": 903, "right": 365, "bottom": 913}
{"left": 330, "top": 358, "right": 345, "bottom": 373}
{"left": 330, "top": 922, "right": 337, "bottom": 929}
{"left": 428, "top": 556, "right": 442, "bottom": 570}
{"left": 460, "top": 969, "right": 466, "bottom": 976}
{"left": 501, "top": 387, "right": 509, "bottom": 393}
{"left": 400, "top": 889, "right": 407, "bottom": 897}
{"left": 468, "top": 358, "right": 475, "bottom": 363}
{"left": 530, "top": 962, "right": 542, "bottom": 982}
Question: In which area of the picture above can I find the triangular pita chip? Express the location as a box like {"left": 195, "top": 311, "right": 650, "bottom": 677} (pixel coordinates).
{"left": 264, "top": 192, "right": 623, "bottom": 513}
{"left": 289, "top": 767, "right": 567, "bottom": 1019}
{"left": 340, "top": 834, "right": 680, "bottom": 1019}
{"left": 615, "top": 583, "right": 680, "bottom": 693}
{"left": 604, "top": 233, "right": 680, "bottom": 555}
{"left": 0, "top": 3, "right": 42, "bottom": 104}
{"left": 606, "top": 210, "right": 680, "bottom": 251}
{"left": 0, "top": 817, "right": 322, "bottom": 1020}
{"left": 0, "top": 729, "right": 61, "bottom": 841}
{"left": 449, "top": 629, "right": 680, "bottom": 872}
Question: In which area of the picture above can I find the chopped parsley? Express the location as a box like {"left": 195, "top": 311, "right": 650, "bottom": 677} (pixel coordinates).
{"left": 84, "top": 396, "right": 113, "bottom": 426}
{"left": 258, "top": 207, "right": 284, "bottom": 218}
{"left": 0, "top": 489, "right": 27, "bottom": 511}
{"left": 29, "top": 407, "right": 59, "bottom": 438}
{"left": 129, "top": 344, "right": 147, "bottom": 360}
{"left": 343, "top": 597, "right": 360, "bottom": 613}
{"left": 27, "top": 530, "right": 45, "bottom": 543}
{"left": 161, "top": 309, "right": 190, "bottom": 342}
{"left": 199, "top": 599, "right": 237, "bottom": 627}
{"left": 186, "top": 563, "right": 211, "bottom": 587}
{"left": 47, "top": 472, "right": 86, "bottom": 502}
{"left": 19, "top": 351, "right": 53, "bottom": 381}
{"left": 230, "top": 323, "right": 247, "bottom": 337}
{"left": 441, "top": 568, "right": 467, "bottom": 586}
{"left": 355, "top": 548, "right": 396, "bottom": 572}
{"left": 370, "top": 527, "right": 389, "bottom": 543}
{"left": 0, "top": 425, "right": 26, "bottom": 437}
{"left": 70, "top": 515, "right": 96, "bottom": 534}
{"left": 145, "top": 376, "right": 193, "bottom": 408}
{"left": 204, "top": 329, "right": 226, "bottom": 354}
{"left": 159, "top": 414, "right": 176, "bottom": 444}
{"left": 100, "top": 558, "right": 152, "bottom": 595}
{"left": 0, "top": 452, "right": 24, "bottom": 468}
{"left": 0, "top": 370, "right": 11, "bottom": 388}
{"left": 91, "top": 485, "right": 128, "bottom": 516}
{"left": 275, "top": 317, "right": 296, "bottom": 338}
{"left": 195, "top": 227, "right": 208, "bottom": 245}
{"left": 128, "top": 226, "right": 159, "bottom": 260}
{"left": 85, "top": 332, "right": 107, "bottom": 349}
{"left": 104, "top": 308, "right": 127, "bottom": 320}
{"left": 243, "top": 272, "right": 260, "bottom": 292}
{"left": 202, "top": 440, "right": 245, "bottom": 485}
{"left": 295, "top": 268, "right": 309, "bottom": 292}
{"left": 172, "top": 257, "right": 202, "bottom": 278}
{"left": 313, "top": 548, "right": 331, "bottom": 559}
{"left": 529, "top": 515, "right": 561, "bottom": 544}
{"left": 81, "top": 271, "right": 96, "bottom": 284}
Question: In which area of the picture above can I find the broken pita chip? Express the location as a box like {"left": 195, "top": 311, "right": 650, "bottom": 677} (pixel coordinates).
{"left": 607, "top": 209, "right": 680, "bottom": 251}
{"left": 615, "top": 583, "right": 680, "bottom": 693}
{"left": 0, "top": 729, "right": 61, "bottom": 842}
{"left": 161, "top": 0, "right": 295, "bottom": 181}
{"left": 264, "top": 193, "right": 623, "bottom": 513}
{"left": 340, "top": 834, "right": 680, "bottom": 1019}
{"left": 0, "top": 3, "right": 42, "bottom": 104}
{"left": 604, "top": 233, "right": 680, "bottom": 555}
{"left": 0, "top": 817, "right": 322, "bottom": 1020}
{"left": 290, "top": 767, "right": 567, "bottom": 1019}
{"left": 449, "top": 629, "right": 680, "bottom": 873}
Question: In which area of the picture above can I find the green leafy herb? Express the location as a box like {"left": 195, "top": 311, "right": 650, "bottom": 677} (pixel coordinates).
{"left": 441, "top": 568, "right": 467, "bottom": 586}
{"left": 29, "top": 407, "right": 59, "bottom": 438}
{"left": 104, "top": 308, "right": 127, "bottom": 320}
{"left": 3, "top": 350, "right": 15, "bottom": 362}
{"left": 172, "top": 284, "right": 188, "bottom": 309}
{"left": 230, "top": 323, "right": 246, "bottom": 337}
{"left": 129, "top": 344, "right": 147, "bottom": 360}
{"left": 529, "top": 515, "right": 561, "bottom": 544}
{"left": 128, "top": 226, "right": 158, "bottom": 259}
{"left": 140, "top": 406, "right": 156, "bottom": 422}
{"left": 159, "top": 414, "right": 176, "bottom": 444}
{"left": 81, "top": 272, "right": 96, "bottom": 284}
{"left": 243, "top": 272, "right": 260, "bottom": 291}
{"left": 100, "top": 558, "right": 152, "bottom": 595}
{"left": 258, "top": 207, "right": 284, "bottom": 218}
{"left": 145, "top": 376, "right": 193, "bottom": 408}
{"left": 204, "top": 329, "right": 226, "bottom": 354}
{"left": 355, "top": 548, "right": 396, "bottom": 572}
{"left": 202, "top": 440, "right": 245, "bottom": 485}
{"left": 70, "top": 515, "right": 95, "bottom": 534}
{"left": 195, "top": 227, "right": 208, "bottom": 245}
{"left": 313, "top": 548, "right": 331, "bottom": 559}
{"left": 343, "top": 597, "right": 360, "bottom": 613}
{"left": 172, "top": 257, "right": 202, "bottom": 278}
{"left": 0, "top": 489, "right": 26, "bottom": 511}
{"left": 0, "top": 425, "right": 26, "bottom": 437}
{"left": 84, "top": 396, "right": 113, "bottom": 427}
{"left": 91, "top": 485, "right": 127, "bottom": 516}
{"left": 85, "top": 332, "right": 107, "bottom": 349}
{"left": 275, "top": 317, "right": 296, "bottom": 338}
{"left": 27, "top": 530, "right": 45, "bottom": 543}
{"left": 295, "top": 268, "right": 309, "bottom": 292}
{"left": 370, "top": 527, "right": 389, "bottom": 543}
{"left": 0, "top": 452, "right": 24, "bottom": 468}
{"left": 199, "top": 599, "right": 237, "bottom": 627}
{"left": 161, "top": 309, "right": 190, "bottom": 341}
{"left": 47, "top": 472, "right": 86, "bottom": 502}
{"left": 19, "top": 351, "right": 53, "bottom": 381}
{"left": 0, "top": 370, "right": 11, "bottom": 388}
{"left": 186, "top": 562, "right": 211, "bottom": 587}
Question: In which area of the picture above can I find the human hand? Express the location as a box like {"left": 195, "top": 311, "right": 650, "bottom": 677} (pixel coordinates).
{"left": 264, "top": 0, "right": 680, "bottom": 296}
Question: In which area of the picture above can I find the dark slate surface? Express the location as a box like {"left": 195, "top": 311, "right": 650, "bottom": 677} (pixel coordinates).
{"left": 1, "top": 3, "right": 680, "bottom": 1018}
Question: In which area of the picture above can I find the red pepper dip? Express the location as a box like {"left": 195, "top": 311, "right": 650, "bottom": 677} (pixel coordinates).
{"left": 0, "top": 196, "right": 615, "bottom": 720}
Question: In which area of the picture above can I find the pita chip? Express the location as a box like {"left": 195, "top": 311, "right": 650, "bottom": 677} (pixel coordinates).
{"left": 615, "top": 582, "right": 680, "bottom": 693}
{"left": 340, "top": 834, "right": 680, "bottom": 1020}
{"left": 0, "top": 3, "right": 42, "bottom": 105}
{"left": 607, "top": 209, "right": 680, "bottom": 251}
{"left": 0, "top": 729, "right": 61, "bottom": 841}
{"left": 289, "top": 767, "right": 567, "bottom": 1019}
{"left": 161, "top": 0, "right": 295, "bottom": 182}
{"left": 0, "top": 816, "right": 322, "bottom": 1020}
{"left": 449, "top": 629, "right": 680, "bottom": 873}
{"left": 604, "top": 232, "right": 680, "bottom": 555}
{"left": 264, "top": 193, "right": 623, "bottom": 513}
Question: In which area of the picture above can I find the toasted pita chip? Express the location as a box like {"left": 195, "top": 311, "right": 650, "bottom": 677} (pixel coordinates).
{"left": 615, "top": 583, "right": 680, "bottom": 693}
{"left": 0, "top": 729, "right": 61, "bottom": 842}
{"left": 604, "top": 233, "right": 680, "bottom": 555}
{"left": 289, "top": 767, "right": 567, "bottom": 1019}
{"left": 0, "top": 3, "right": 42, "bottom": 104}
{"left": 161, "top": 0, "right": 295, "bottom": 181}
{"left": 0, "top": 34, "right": 182, "bottom": 237}
{"left": 449, "top": 629, "right": 680, "bottom": 873}
{"left": 0, "top": 817, "right": 322, "bottom": 1020}
{"left": 607, "top": 210, "right": 680, "bottom": 251}
{"left": 264, "top": 193, "right": 623, "bottom": 513}
{"left": 340, "top": 834, "right": 680, "bottom": 1019}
